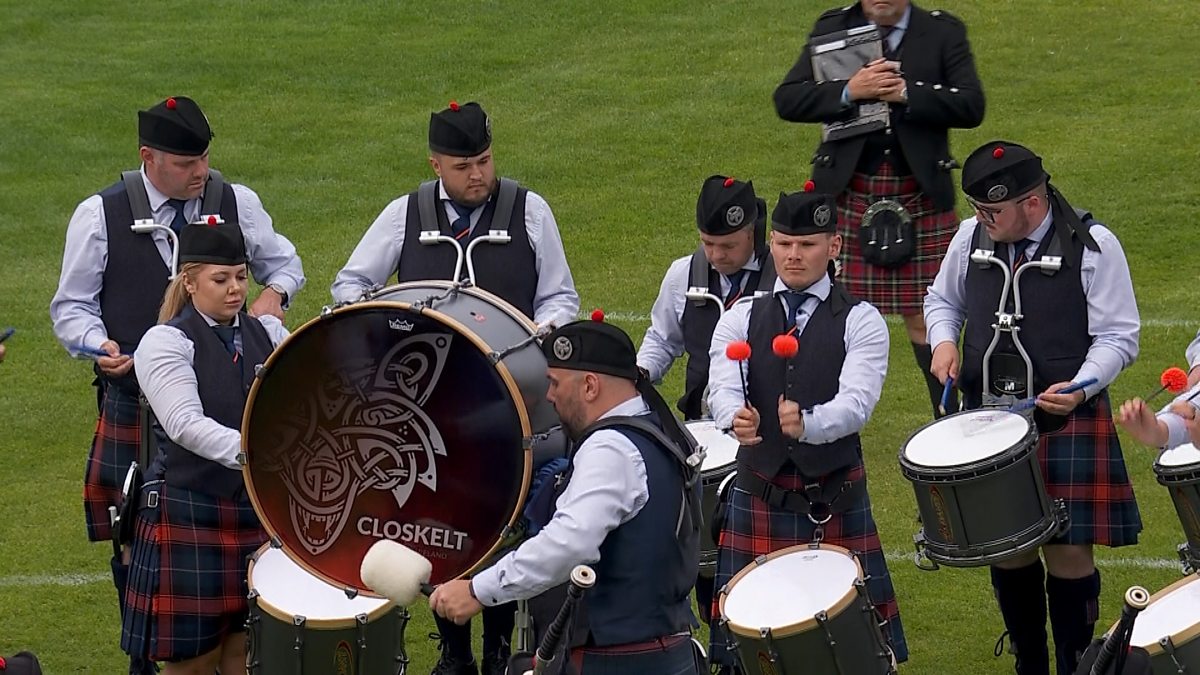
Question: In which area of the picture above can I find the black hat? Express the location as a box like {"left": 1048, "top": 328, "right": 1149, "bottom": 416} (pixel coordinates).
{"left": 138, "top": 96, "right": 213, "bottom": 156}
{"left": 179, "top": 221, "right": 246, "bottom": 266}
{"left": 771, "top": 187, "right": 838, "bottom": 236}
{"left": 0, "top": 651, "right": 43, "bottom": 675}
{"left": 542, "top": 315, "right": 639, "bottom": 381}
{"left": 428, "top": 101, "right": 492, "bottom": 157}
{"left": 961, "top": 141, "right": 1050, "bottom": 204}
{"left": 696, "top": 175, "right": 759, "bottom": 235}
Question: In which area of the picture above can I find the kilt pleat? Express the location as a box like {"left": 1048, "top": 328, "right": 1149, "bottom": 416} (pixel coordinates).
{"left": 836, "top": 162, "right": 959, "bottom": 316}
{"left": 83, "top": 383, "right": 141, "bottom": 542}
{"left": 120, "top": 484, "right": 266, "bottom": 661}
{"left": 712, "top": 463, "right": 909, "bottom": 663}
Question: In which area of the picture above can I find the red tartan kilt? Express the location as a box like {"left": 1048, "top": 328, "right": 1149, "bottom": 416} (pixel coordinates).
{"left": 83, "top": 383, "right": 141, "bottom": 542}
{"left": 837, "top": 162, "right": 960, "bottom": 315}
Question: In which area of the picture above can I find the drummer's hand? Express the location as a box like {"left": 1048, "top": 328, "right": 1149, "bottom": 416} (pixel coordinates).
{"left": 1116, "top": 398, "right": 1168, "bottom": 447}
{"left": 249, "top": 286, "right": 286, "bottom": 321}
{"left": 731, "top": 404, "right": 762, "bottom": 446}
{"left": 930, "top": 341, "right": 959, "bottom": 385}
{"left": 96, "top": 340, "right": 133, "bottom": 377}
{"left": 429, "top": 580, "right": 483, "bottom": 626}
{"left": 1036, "top": 381, "right": 1086, "bottom": 416}
{"left": 778, "top": 395, "right": 805, "bottom": 440}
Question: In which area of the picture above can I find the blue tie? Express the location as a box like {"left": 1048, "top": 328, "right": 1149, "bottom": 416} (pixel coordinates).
{"left": 1011, "top": 238, "right": 1033, "bottom": 269}
{"left": 724, "top": 270, "right": 747, "bottom": 308}
{"left": 167, "top": 198, "right": 188, "bottom": 233}
{"left": 449, "top": 202, "right": 474, "bottom": 240}
{"left": 212, "top": 324, "right": 238, "bottom": 358}
{"left": 782, "top": 291, "right": 811, "bottom": 331}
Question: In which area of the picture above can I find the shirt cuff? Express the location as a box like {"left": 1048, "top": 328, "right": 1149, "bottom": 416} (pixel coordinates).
{"left": 798, "top": 409, "right": 819, "bottom": 444}
{"left": 840, "top": 84, "right": 851, "bottom": 107}
{"left": 468, "top": 567, "right": 505, "bottom": 607}
{"left": 1159, "top": 412, "right": 1188, "bottom": 450}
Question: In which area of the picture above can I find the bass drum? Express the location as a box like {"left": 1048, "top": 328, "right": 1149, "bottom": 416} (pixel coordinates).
{"left": 243, "top": 281, "right": 560, "bottom": 592}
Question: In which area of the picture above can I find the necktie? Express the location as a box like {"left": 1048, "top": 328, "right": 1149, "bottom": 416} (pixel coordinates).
{"left": 1011, "top": 238, "right": 1033, "bottom": 269}
{"left": 724, "top": 269, "right": 748, "bottom": 308}
{"left": 212, "top": 324, "right": 239, "bottom": 359}
{"left": 167, "top": 198, "right": 188, "bottom": 233}
{"left": 782, "top": 291, "right": 811, "bottom": 332}
{"left": 878, "top": 25, "right": 899, "bottom": 59}
{"left": 448, "top": 202, "right": 474, "bottom": 240}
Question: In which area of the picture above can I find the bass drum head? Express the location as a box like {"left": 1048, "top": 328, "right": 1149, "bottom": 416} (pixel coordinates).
{"left": 1127, "top": 574, "right": 1200, "bottom": 655}
{"left": 720, "top": 543, "right": 861, "bottom": 637}
{"left": 243, "top": 301, "right": 532, "bottom": 592}
{"left": 902, "top": 409, "right": 1031, "bottom": 468}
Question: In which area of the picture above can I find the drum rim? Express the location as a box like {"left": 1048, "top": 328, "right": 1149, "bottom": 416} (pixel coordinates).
{"left": 717, "top": 542, "right": 863, "bottom": 638}
{"left": 686, "top": 419, "right": 739, "bottom": 473}
{"left": 1154, "top": 444, "right": 1200, "bottom": 480}
{"left": 1117, "top": 572, "right": 1200, "bottom": 655}
{"left": 242, "top": 298, "right": 535, "bottom": 594}
{"left": 368, "top": 281, "right": 539, "bottom": 333}
{"left": 247, "top": 542, "right": 397, "bottom": 627}
{"left": 899, "top": 409, "right": 1038, "bottom": 479}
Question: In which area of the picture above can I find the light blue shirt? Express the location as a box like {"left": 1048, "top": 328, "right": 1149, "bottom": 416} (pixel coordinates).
{"left": 707, "top": 275, "right": 890, "bottom": 444}
{"left": 1157, "top": 382, "right": 1200, "bottom": 450}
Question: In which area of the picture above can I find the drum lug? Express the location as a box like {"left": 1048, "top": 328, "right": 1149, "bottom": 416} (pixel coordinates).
{"left": 912, "top": 531, "right": 939, "bottom": 571}
{"left": 813, "top": 611, "right": 846, "bottom": 675}
{"left": 292, "top": 615, "right": 306, "bottom": 672}
{"left": 394, "top": 606, "right": 412, "bottom": 674}
{"left": 356, "top": 613, "right": 369, "bottom": 675}
{"left": 1178, "top": 542, "right": 1198, "bottom": 576}
{"left": 246, "top": 590, "right": 261, "bottom": 673}
{"left": 759, "top": 626, "right": 788, "bottom": 675}
{"left": 1160, "top": 635, "right": 1186, "bottom": 671}
{"left": 1051, "top": 498, "right": 1070, "bottom": 535}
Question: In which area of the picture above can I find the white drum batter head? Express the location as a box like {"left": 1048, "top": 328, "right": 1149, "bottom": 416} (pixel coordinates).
{"left": 250, "top": 545, "right": 392, "bottom": 624}
{"left": 686, "top": 420, "right": 739, "bottom": 472}
{"left": 903, "top": 409, "right": 1031, "bottom": 468}
{"left": 1127, "top": 574, "right": 1200, "bottom": 654}
{"left": 1158, "top": 443, "right": 1200, "bottom": 469}
{"left": 721, "top": 544, "right": 861, "bottom": 636}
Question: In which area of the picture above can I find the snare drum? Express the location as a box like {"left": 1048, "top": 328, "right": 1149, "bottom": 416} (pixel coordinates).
{"left": 900, "top": 409, "right": 1067, "bottom": 567}
{"left": 1154, "top": 444, "right": 1200, "bottom": 573}
{"left": 243, "top": 281, "right": 560, "bottom": 591}
{"left": 718, "top": 543, "right": 894, "bottom": 675}
{"left": 1123, "top": 573, "right": 1200, "bottom": 673}
{"left": 247, "top": 543, "right": 408, "bottom": 674}
{"left": 685, "top": 420, "right": 739, "bottom": 575}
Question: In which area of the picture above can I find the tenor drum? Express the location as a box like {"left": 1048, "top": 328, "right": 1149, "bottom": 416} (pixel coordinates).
{"left": 1154, "top": 443, "right": 1200, "bottom": 573}
{"left": 718, "top": 543, "right": 894, "bottom": 675}
{"left": 247, "top": 542, "right": 408, "bottom": 674}
{"left": 1123, "top": 573, "right": 1200, "bottom": 673}
{"left": 900, "top": 409, "right": 1067, "bottom": 568}
{"left": 243, "top": 281, "right": 559, "bottom": 591}
{"left": 685, "top": 420, "right": 739, "bottom": 576}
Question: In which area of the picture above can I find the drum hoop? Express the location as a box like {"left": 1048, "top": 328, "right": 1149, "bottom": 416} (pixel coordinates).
{"left": 247, "top": 544, "right": 397, "bottom": 627}
{"left": 242, "top": 299, "right": 534, "bottom": 592}
{"left": 1153, "top": 459, "right": 1200, "bottom": 483}
{"left": 370, "top": 281, "right": 539, "bottom": 333}
{"left": 717, "top": 542, "right": 863, "bottom": 638}
{"left": 899, "top": 412, "right": 1038, "bottom": 480}
{"left": 1119, "top": 573, "right": 1200, "bottom": 656}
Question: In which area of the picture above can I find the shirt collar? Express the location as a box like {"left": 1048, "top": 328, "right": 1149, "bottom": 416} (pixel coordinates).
{"left": 437, "top": 180, "right": 491, "bottom": 210}
{"left": 874, "top": 5, "right": 912, "bottom": 33}
{"left": 598, "top": 395, "right": 651, "bottom": 420}
{"left": 194, "top": 307, "right": 241, "bottom": 329}
{"left": 1025, "top": 209, "right": 1055, "bottom": 246}
{"left": 772, "top": 273, "right": 832, "bottom": 301}
{"left": 141, "top": 166, "right": 172, "bottom": 213}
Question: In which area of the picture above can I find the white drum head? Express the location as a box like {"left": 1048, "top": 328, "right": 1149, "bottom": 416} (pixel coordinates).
{"left": 1158, "top": 443, "right": 1200, "bottom": 469}
{"left": 1128, "top": 575, "right": 1200, "bottom": 651}
{"left": 722, "top": 546, "right": 859, "bottom": 631}
{"left": 250, "top": 546, "right": 390, "bottom": 620}
{"left": 903, "top": 410, "right": 1030, "bottom": 467}
{"left": 686, "top": 420, "right": 739, "bottom": 471}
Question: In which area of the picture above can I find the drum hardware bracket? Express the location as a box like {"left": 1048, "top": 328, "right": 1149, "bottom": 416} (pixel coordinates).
{"left": 291, "top": 614, "right": 306, "bottom": 670}
{"left": 1052, "top": 498, "right": 1070, "bottom": 535}
{"left": 758, "top": 627, "right": 787, "bottom": 675}
{"left": 343, "top": 585, "right": 360, "bottom": 600}
{"left": 911, "top": 532, "right": 940, "bottom": 571}
{"left": 490, "top": 331, "right": 540, "bottom": 364}
{"left": 355, "top": 613, "right": 368, "bottom": 674}
{"left": 1158, "top": 635, "right": 1185, "bottom": 671}
{"left": 1177, "top": 542, "right": 1197, "bottom": 575}
{"left": 237, "top": 451, "right": 248, "bottom": 467}
{"left": 814, "top": 611, "right": 847, "bottom": 675}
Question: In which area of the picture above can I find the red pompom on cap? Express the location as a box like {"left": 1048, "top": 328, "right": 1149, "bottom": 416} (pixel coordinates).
{"left": 166, "top": 97, "right": 177, "bottom": 110}
{"left": 772, "top": 334, "right": 799, "bottom": 359}
{"left": 723, "top": 177, "right": 735, "bottom": 188}
{"left": 1161, "top": 366, "right": 1189, "bottom": 394}
{"left": 992, "top": 146, "right": 1004, "bottom": 159}
{"left": 590, "top": 308, "right": 605, "bottom": 322}
{"left": 725, "top": 340, "right": 752, "bottom": 362}
{"left": 802, "top": 179, "right": 815, "bottom": 192}
{"left": 206, "top": 215, "right": 218, "bottom": 226}
{"left": 449, "top": 100, "right": 460, "bottom": 111}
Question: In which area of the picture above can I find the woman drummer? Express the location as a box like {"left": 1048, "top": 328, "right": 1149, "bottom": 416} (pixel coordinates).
{"left": 120, "top": 221, "right": 288, "bottom": 674}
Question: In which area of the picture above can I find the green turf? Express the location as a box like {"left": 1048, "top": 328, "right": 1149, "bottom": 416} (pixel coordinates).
{"left": 1, "top": 1, "right": 1198, "bottom": 672}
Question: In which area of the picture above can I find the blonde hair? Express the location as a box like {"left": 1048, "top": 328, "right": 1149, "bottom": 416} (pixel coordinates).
{"left": 157, "top": 263, "right": 205, "bottom": 323}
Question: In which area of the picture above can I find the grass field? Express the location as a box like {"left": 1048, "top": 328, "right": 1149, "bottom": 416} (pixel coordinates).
{"left": 2, "top": 1, "right": 1199, "bottom": 672}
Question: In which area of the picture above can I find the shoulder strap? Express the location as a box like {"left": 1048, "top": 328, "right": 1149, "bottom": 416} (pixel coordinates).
{"left": 576, "top": 415, "right": 695, "bottom": 477}
{"left": 200, "top": 169, "right": 225, "bottom": 216}
{"left": 417, "top": 179, "right": 440, "bottom": 233}
{"left": 121, "top": 170, "right": 153, "bottom": 222}
{"left": 687, "top": 246, "right": 710, "bottom": 305}
{"left": 489, "top": 177, "right": 520, "bottom": 236}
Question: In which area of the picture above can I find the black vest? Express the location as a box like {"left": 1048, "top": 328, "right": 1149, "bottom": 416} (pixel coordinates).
{"left": 678, "top": 251, "right": 776, "bottom": 420}
{"left": 159, "top": 305, "right": 273, "bottom": 500}
{"left": 98, "top": 174, "right": 239, "bottom": 357}
{"left": 396, "top": 180, "right": 537, "bottom": 318}
{"left": 743, "top": 281, "right": 862, "bottom": 478}
{"left": 959, "top": 213, "right": 1094, "bottom": 409}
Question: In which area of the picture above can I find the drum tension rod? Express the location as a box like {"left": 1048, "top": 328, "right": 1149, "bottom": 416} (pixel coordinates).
{"left": 490, "top": 332, "right": 540, "bottom": 364}
{"left": 814, "top": 611, "right": 847, "bottom": 675}
{"left": 759, "top": 627, "right": 787, "bottom": 675}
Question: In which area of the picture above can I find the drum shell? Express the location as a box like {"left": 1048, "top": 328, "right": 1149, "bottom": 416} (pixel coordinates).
{"left": 900, "top": 417, "right": 1058, "bottom": 566}
{"left": 1154, "top": 459, "right": 1200, "bottom": 554}
{"left": 699, "top": 467, "right": 736, "bottom": 575}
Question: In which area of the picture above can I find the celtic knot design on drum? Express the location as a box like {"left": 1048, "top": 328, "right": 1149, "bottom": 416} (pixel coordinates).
{"left": 264, "top": 334, "right": 451, "bottom": 555}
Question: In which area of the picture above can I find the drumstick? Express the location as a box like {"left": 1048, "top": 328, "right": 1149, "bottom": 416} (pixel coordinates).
{"left": 1008, "top": 378, "right": 1098, "bottom": 413}
{"left": 725, "top": 341, "right": 752, "bottom": 406}
{"left": 69, "top": 344, "right": 131, "bottom": 360}
{"left": 938, "top": 376, "right": 955, "bottom": 416}
{"left": 1144, "top": 366, "right": 1189, "bottom": 404}
{"left": 360, "top": 539, "right": 435, "bottom": 606}
{"left": 772, "top": 334, "right": 799, "bottom": 360}
{"left": 0, "top": 327, "right": 14, "bottom": 344}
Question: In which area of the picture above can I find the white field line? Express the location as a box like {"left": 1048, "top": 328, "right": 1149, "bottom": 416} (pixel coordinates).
{"left": 583, "top": 312, "right": 1197, "bottom": 329}
{"left": 881, "top": 550, "right": 1184, "bottom": 571}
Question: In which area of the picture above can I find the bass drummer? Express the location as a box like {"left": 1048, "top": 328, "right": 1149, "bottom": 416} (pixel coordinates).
{"left": 923, "top": 140, "right": 1142, "bottom": 675}
{"left": 706, "top": 188, "right": 906, "bottom": 674}
{"left": 635, "top": 174, "right": 774, "bottom": 629}
{"left": 120, "top": 222, "right": 289, "bottom": 674}
{"left": 331, "top": 100, "right": 579, "bottom": 675}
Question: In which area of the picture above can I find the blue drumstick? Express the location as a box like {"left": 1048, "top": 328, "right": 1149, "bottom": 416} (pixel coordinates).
{"left": 70, "top": 344, "right": 130, "bottom": 360}
{"left": 938, "top": 376, "right": 954, "bottom": 416}
{"left": 0, "top": 327, "right": 14, "bottom": 344}
{"left": 1009, "top": 377, "right": 1098, "bottom": 413}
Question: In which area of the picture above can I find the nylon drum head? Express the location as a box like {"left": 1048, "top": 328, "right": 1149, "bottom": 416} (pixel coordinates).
{"left": 1128, "top": 574, "right": 1200, "bottom": 653}
{"left": 903, "top": 409, "right": 1030, "bottom": 468}
{"left": 722, "top": 544, "right": 860, "bottom": 632}
{"left": 686, "top": 420, "right": 739, "bottom": 472}
{"left": 1158, "top": 443, "right": 1200, "bottom": 469}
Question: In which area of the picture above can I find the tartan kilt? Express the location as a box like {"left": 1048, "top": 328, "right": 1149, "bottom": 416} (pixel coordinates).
{"left": 84, "top": 382, "right": 141, "bottom": 542}
{"left": 711, "top": 462, "right": 908, "bottom": 663}
{"left": 836, "top": 162, "right": 959, "bottom": 316}
{"left": 121, "top": 484, "right": 267, "bottom": 662}
{"left": 1040, "top": 391, "right": 1142, "bottom": 547}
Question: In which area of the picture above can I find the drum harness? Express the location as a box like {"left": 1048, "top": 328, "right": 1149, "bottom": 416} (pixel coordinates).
{"left": 736, "top": 468, "right": 865, "bottom": 544}
{"left": 416, "top": 176, "right": 522, "bottom": 286}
